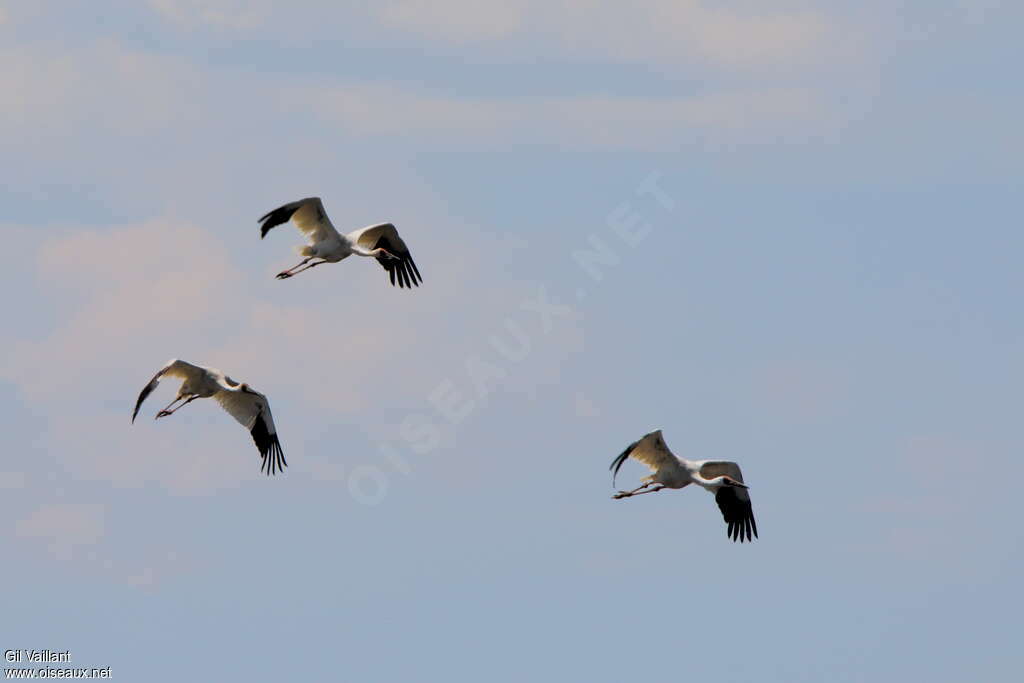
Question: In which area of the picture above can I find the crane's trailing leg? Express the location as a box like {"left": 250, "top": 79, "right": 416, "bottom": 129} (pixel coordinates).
{"left": 154, "top": 396, "right": 185, "bottom": 418}
{"left": 276, "top": 258, "right": 326, "bottom": 279}
{"left": 156, "top": 395, "right": 198, "bottom": 419}
{"left": 276, "top": 257, "right": 311, "bottom": 279}
{"left": 612, "top": 483, "right": 664, "bottom": 499}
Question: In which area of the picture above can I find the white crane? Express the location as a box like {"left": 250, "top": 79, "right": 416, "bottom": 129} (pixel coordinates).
{"left": 610, "top": 429, "right": 758, "bottom": 542}
{"left": 258, "top": 197, "right": 422, "bottom": 288}
{"left": 131, "top": 359, "right": 287, "bottom": 476}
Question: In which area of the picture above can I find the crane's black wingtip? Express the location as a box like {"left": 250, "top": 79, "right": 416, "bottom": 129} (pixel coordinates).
{"left": 609, "top": 438, "right": 639, "bottom": 471}
{"left": 609, "top": 437, "right": 641, "bottom": 487}
{"left": 132, "top": 377, "right": 160, "bottom": 426}
{"left": 382, "top": 255, "right": 419, "bottom": 289}
{"left": 717, "top": 487, "right": 757, "bottom": 543}
{"left": 257, "top": 204, "right": 300, "bottom": 241}
{"left": 251, "top": 413, "right": 287, "bottom": 476}
{"left": 259, "top": 437, "right": 287, "bottom": 476}
{"left": 373, "top": 234, "right": 421, "bottom": 290}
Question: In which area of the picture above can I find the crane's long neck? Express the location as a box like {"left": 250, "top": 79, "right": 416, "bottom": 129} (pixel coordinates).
{"left": 350, "top": 243, "right": 383, "bottom": 258}
{"left": 687, "top": 471, "right": 727, "bottom": 492}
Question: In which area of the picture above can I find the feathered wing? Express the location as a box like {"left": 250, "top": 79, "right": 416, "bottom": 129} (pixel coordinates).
{"left": 131, "top": 359, "right": 205, "bottom": 423}
{"left": 347, "top": 222, "right": 422, "bottom": 288}
{"left": 609, "top": 429, "right": 679, "bottom": 487}
{"left": 258, "top": 197, "right": 340, "bottom": 244}
{"left": 214, "top": 385, "right": 287, "bottom": 475}
{"left": 701, "top": 461, "right": 758, "bottom": 542}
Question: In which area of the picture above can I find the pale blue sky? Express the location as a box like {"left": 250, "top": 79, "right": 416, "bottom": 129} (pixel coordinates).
{"left": 2, "top": 2, "right": 1022, "bottom": 681}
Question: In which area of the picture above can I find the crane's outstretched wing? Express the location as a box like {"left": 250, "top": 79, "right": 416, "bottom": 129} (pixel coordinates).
{"left": 347, "top": 222, "right": 422, "bottom": 288}
{"left": 214, "top": 384, "right": 287, "bottom": 475}
{"left": 609, "top": 429, "right": 678, "bottom": 487}
{"left": 700, "top": 461, "right": 757, "bottom": 542}
{"left": 258, "top": 197, "right": 340, "bottom": 244}
{"left": 131, "top": 359, "right": 205, "bottom": 423}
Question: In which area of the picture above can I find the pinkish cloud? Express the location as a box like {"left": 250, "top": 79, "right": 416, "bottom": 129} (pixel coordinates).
{"left": 2, "top": 218, "right": 244, "bottom": 406}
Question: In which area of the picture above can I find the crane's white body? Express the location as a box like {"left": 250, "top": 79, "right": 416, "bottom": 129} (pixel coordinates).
{"left": 259, "top": 197, "right": 422, "bottom": 287}
{"left": 131, "top": 359, "right": 287, "bottom": 475}
{"left": 287, "top": 220, "right": 375, "bottom": 264}
{"left": 610, "top": 429, "right": 758, "bottom": 542}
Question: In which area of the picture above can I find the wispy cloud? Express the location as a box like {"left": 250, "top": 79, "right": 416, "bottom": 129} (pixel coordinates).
{"left": 291, "top": 84, "right": 829, "bottom": 148}
{"left": 12, "top": 498, "right": 197, "bottom": 588}
{"left": 379, "top": 0, "right": 526, "bottom": 41}
{"left": 143, "top": 1, "right": 850, "bottom": 73}
{"left": 147, "top": 0, "right": 273, "bottom": 30}
{"left": 44, "top": 410, "right": 259, "bottom": 494}
{"left": 1, "top": 34, "right": 844, "bottom": 179}
{"left": 16, "top": 503, "right": 106, "bottom": 561}
{"left": 379, "top": 1, "right": 840, "bottom": 70}
{"left": 0, "top": 43, "right": 207, "bottom": 140}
